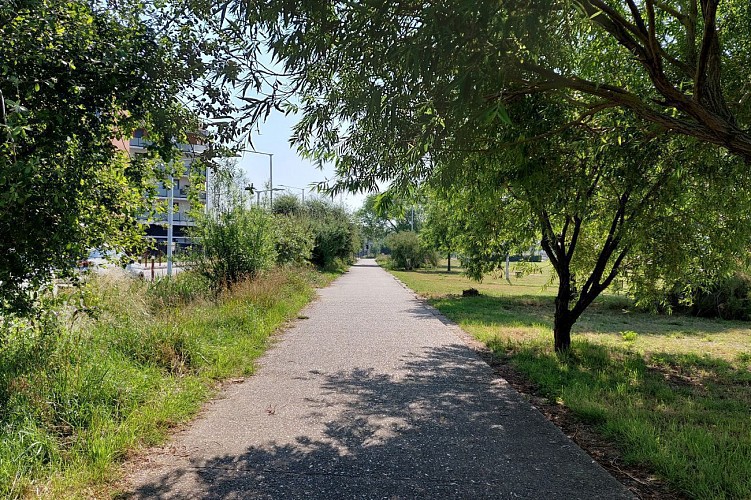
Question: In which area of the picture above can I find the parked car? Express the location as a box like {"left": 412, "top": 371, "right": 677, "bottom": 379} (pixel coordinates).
{"left": 77, "top": 250, "right": 129, "bottom": 272}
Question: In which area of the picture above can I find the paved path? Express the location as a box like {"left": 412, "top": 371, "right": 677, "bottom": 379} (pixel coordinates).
{"left": 127, "top": 259, "right": 632, "bottom": 499}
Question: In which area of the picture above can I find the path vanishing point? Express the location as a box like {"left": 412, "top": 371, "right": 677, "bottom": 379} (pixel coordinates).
{"left": 127, "top": 259, "right": 633, "bottom": 499}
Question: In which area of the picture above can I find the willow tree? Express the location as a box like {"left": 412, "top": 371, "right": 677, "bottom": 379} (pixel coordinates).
{"left": 222, "top": 0, "right": 751, "bottom": 161}
{"left": 424, "top": 99, "right": 751, "bottom": 351}
{"left": 211, "top": 0, "right": 751, "bottom": 349}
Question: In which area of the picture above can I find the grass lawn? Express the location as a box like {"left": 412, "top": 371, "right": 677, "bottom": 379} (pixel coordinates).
{"left": 389, "top": 261, "right": 751, "bottom": 499}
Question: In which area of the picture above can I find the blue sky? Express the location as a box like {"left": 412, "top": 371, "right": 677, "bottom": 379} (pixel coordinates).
{"left": 238, "top": 109, "right": 368, "bottom": 211}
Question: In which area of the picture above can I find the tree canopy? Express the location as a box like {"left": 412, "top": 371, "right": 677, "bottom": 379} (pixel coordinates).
{"left": 225, "top": 0, "right": 751, "bottom": 164}
{"left": 0, "top": 0, "right": 210, "bottom": 312}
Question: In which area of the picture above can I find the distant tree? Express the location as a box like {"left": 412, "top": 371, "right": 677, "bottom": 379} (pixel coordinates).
{"left": 420, "top": 194, "right": 459, "bottom": 272}
{"left": 202, "top": 159, "right": 250, "bottom": 216}
{"left": 272, "top": 194, "right": 303, "bottom": 216}
{"left": 356, "top": 192, "right": 423, "bottom": 248}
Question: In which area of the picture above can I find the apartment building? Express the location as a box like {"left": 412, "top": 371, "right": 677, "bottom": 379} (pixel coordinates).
{"left": 126, "top": 129, "right": 207, "bottom": 250}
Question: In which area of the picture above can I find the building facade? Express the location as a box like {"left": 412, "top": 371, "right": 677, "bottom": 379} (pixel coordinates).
{"left": 126, "top": 130, "right": 207, "bottom": 250}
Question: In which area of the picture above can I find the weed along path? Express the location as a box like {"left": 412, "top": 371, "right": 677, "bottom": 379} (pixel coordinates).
{"left": 126, "top": 259, "right": 632, "bottom": 499}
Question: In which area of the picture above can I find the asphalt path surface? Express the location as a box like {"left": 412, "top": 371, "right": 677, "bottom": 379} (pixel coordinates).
{"left": 127, "top": 259, "right": 633, "bottom": 499}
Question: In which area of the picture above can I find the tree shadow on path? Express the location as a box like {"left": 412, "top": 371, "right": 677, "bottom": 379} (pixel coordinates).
{"left": 129, "top": 345, "right": 631, "bottom": 499}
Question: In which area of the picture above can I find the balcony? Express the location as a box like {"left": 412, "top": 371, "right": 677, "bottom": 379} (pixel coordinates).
{"left": 148, "top": 212, "right": 196, "bottom": 225}
{"left": 154, "top": 187, "right": 206, "bottom": 200}
{"left": 158, "top": 186, "right": 188, "bottom": 199}
{"left": 129, "top": 137, "right": 207, "bottom": 155}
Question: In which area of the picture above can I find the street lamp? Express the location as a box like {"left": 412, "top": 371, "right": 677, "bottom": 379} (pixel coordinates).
{"left": 247, "top": 150, "right": 274, "bottom": 206}
{"left": 244, "top": 183, "right": 255, "bottom": 209}
{"left": 255, "top": 188, "right": 283, "bottom": 209}
{"left": 278, "top": 184, "right": 306, "bottom": 203}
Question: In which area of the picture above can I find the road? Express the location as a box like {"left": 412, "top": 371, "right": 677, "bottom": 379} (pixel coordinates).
{"left": 126, "top": 259, "right": 632, "bottom": 499}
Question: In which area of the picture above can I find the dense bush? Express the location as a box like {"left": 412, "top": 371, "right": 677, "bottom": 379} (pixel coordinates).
{"left": 645, "top": 272, "right": 751, "bottom": 320}
{"left": 190, "top": 206, "right": 276, "bottom": 287}
{"left": 273, "top": 215, "right": 314, "bottom": 266}
{"left": 272, "top": 194, "right": 303, "bottom": 216}
{"left": 691, "top": 273, "right": 751, "bottom": 320}
{"left": 386, "top": 231, "right": 435, "bottom": 270}
{"left": 310, "top": 220, "right": 357, "bottom": 268}
{"left": 304, "top": 198, "right": 360, "bottom": 269}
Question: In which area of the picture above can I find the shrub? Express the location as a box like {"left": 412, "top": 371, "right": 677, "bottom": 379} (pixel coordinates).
{"left": 621, "top": 330, "right": 638, "bottom": 342}
{"left": 303, "top": 198, "right": 360, "bottom": 269}
{"left": 272, "top": 194, "right": 302, "bottom": 216}
{"left": 310, "top": 220, "right": 356, "bottom": 268}
{"left": 190, "top": 206, "right": 276, "bottom": 287}
{"left": 692, "top": 272, "right": 751, "bottom": 320}
{"left": 386, "top": 231, "right": 433, "bottom": 270}
{"left": 273, "top": 215, "right": 314, "bottom": 266}
{"left": 647, "top": 272, "right": 751, "bottom": 320}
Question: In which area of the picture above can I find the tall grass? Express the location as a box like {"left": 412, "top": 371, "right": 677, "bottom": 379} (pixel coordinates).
{"left": 0, "top": 267, "right": 332, "bottom": 498}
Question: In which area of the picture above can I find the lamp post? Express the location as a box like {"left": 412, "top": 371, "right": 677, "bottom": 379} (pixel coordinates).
{"left": 247, "top": 150, "right": 274, "bottom": 206}
{"left": 278, "top": 184, "right": 306, "bottom": 203}
{"left": 255, "top": 188, "right": 283, "bottom": 209}
{"left": 244, "top": 183, "right": 255, "bottom": 209}
{"left": 167, "top": 174, "right": 173, "bottom": 277}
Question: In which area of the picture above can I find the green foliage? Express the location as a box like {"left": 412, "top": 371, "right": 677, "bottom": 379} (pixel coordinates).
{"left": 229, "top": 0, "right": 751, "bottom": 162}
{"left": 0, "top": 0, "right": 214, "bottom": 314}
{"left": 190, "top": 207, "right": 276, "bottom": 287}
{"left": 657, "top": 272, "right": 751, "bottom": 321}
{"left": 304, "top": 198, "right": 360, "bottom": 269}
{"left": 356, "top": 193, "right": 422, "bottom": 246}
{"left": 203, "top": 159, "right": 250, "bottom": 216}
{"left": 273, "top": 215, "right": 314, "bottom": 266}
{"left": 272, "top": 193, "right": 303, "bottom": 216}
{"left": 386, "top": 232, "right": 435, "bottom": 271}
{"left": 420, "top": 194, "right": 458, "bottom": 258}
{"left": 621, "top": 331, "right": 638, "bottom": 342}
{"left": 693, "top": 273, "right": 751, "bottom": 320}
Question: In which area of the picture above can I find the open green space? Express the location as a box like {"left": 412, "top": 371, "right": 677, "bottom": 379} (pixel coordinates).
{"left": 0, "top": 267, "right": 337, "bottom": 498}
{"left": 389, "top": 262, "right": 751, "bottom": 499}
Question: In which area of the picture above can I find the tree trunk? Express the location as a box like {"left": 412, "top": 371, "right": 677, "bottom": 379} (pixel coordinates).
{"left": 447, "top": 252, "right": 451, "bottom": 272}
{"left": 554, "top": 271, "right": 573, "bottom": 353}
{"left": 553, "top": 311, "right": 573, "bottom": 353}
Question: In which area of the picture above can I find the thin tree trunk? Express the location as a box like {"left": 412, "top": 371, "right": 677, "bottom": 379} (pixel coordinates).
{"left": 447, "top": 251, "right": 451, "bottom": 272}
{"left": 553, "top": 272, "right": 573, "bottom": 353}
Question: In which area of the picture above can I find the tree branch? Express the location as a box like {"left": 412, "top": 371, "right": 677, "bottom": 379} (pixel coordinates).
{"left": 695, "top": 0, "right": 718, "bottom": 98}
